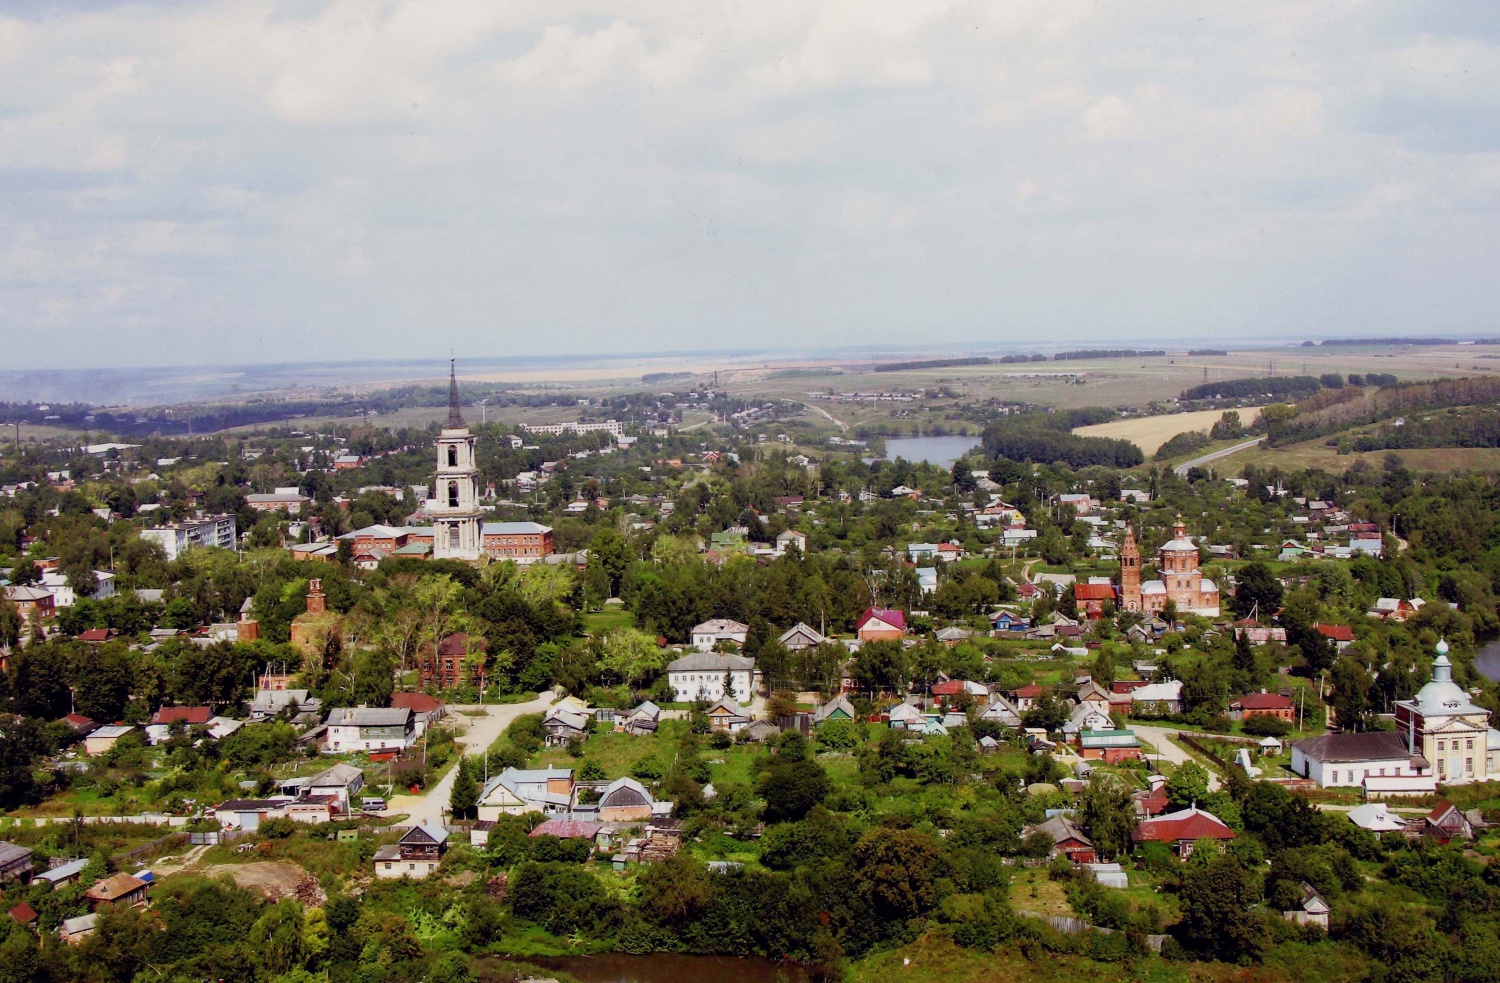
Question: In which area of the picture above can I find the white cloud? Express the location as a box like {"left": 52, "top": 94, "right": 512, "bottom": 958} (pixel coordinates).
{"left": 0, "top": 0, "right": 1498, "bottom": 368}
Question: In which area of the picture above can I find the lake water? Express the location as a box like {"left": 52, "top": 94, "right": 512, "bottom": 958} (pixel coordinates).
{"left": 878, "top": 435, "right": 980, "bottom": 469}
{"left": 1475, "top": 638, "right": 1500, "bottom": 682}
{"left": 514, "top": 953, "right": 813, "bottom": 983}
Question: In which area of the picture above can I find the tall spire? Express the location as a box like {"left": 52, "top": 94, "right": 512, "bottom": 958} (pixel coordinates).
{"left": 447, "top": 357, "right": 464, "bottom": 428}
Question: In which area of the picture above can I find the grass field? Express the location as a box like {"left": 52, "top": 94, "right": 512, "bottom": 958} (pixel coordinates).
{"left": 1072, "top": 407, "right": 1263, "bottom": 456}
{"left": 1240, "top": 442, "right": 1500, "bottom": 473}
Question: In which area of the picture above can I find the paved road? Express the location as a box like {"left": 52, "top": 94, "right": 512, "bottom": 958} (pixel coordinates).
{"left": 1130, "top": 724, "right": 1222, "bottom": 791}
{"left": 386, "top": 692, "right": 557, "bottom": 827}
{"left": 1172, "top": 436, "right": 1265, "bottom": 477}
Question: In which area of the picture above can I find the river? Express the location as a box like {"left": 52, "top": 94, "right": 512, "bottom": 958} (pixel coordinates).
{"left": 1474, "top": 637, "right": 1500, "bottom": 683}
{"left": 496, "top": 953, "right": 812, "bottom": 983}
{"left": 876, "top": 435, "right": 979, "bottom": 469}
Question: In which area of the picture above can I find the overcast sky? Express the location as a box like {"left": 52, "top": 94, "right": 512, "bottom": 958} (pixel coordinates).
{"left": 3, "top": 1, "right": 1499, "bottom": 369}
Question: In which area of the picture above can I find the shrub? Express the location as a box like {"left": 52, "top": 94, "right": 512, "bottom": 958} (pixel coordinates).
{"left": 258, "top": 817, "right": 297, "bottom": 840}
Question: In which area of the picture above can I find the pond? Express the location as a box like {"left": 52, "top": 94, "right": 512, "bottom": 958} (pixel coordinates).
{"left": 876, "top": 435, "right": 980, "bottom": 469}
{"left": 515, "top": 953, "right": 812, "bottom": 983}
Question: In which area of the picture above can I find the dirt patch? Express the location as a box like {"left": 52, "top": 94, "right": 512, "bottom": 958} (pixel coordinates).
{"left": 202, "top": 862, "right": 326, "bottom": 906}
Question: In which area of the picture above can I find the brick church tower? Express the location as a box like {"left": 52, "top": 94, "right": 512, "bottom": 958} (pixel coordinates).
{"left": 1119, "top": 523, "right": 1142, "bottom": 611}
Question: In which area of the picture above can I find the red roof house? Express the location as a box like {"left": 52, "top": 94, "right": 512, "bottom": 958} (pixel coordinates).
{"left": 1228, "top": 691, "right": 1296, "bottom": 722}
{"left": 149, "top": 706, "right": 212, "bottom": 727}
{"left": 1073, "top": 583, "right": 1116, "bottom": 620}
{"left": 856, "top": 608, "right": 907, "bottom": 642}
{"left": 1132, "top": 806, "right": 1236, "bottom": 858}
{"left": 529, "top": 819, "right": 605, "bottom": 841}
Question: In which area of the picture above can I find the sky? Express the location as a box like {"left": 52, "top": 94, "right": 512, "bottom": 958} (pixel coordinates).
{"left": 3, "top": 0, "right": 1500, "bottom": 369}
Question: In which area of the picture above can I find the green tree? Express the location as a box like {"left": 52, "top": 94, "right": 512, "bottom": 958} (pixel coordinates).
{"left": 1176, "top": 852, "right": 1263, "bottom": 958}
{"left": 450, "top": 755, "right": 480, "bottom": 820}
{"left": 590, "top": 528, "right": 632, "bottom": 599}
{"left": 252, "top": 899, "right": 306, "bottom": 978}
{"left": 1166, "top": 761, "right": 1211, "bottom": 810}
{"left": 1079, "top": 773, "right": 1138, "bottom": 860}
{"left": 1234, "top": 563, "right": 1283, "bottom": 618}
{"left": 758, "top": 757, "right": 829, "bottom": 823}
{"left": 850, "top": 827, "right": 940, "bottom": 924}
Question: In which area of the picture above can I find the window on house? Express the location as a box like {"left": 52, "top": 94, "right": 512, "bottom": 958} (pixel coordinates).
{"left": 1467, "top": 739, "right": 1475, "bottom": 750}
{"left": 1439, "top": 740, "right": 1446, "bottom": 751}
{"left": 1467, "top": 758, "right": 1474, "bottom": 773}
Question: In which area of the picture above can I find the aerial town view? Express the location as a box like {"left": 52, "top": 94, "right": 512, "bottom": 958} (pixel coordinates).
{"left": 3, "top": 3, "right": 1499, "bottom": 983}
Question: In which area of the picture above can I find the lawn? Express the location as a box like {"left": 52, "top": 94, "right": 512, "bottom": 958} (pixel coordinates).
{"left": 1009, "top": 868, "right": 1074, "bottom": 917}
{"left": 533, "top": 720, "right": 688, "bottom": 777}
{"left": 582, "top": 609, "right": 637, "bottom": 634}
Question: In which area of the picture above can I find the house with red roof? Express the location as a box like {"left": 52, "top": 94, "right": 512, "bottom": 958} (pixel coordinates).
{"left": 856, "top": 608, "right": 906, "bottom": 642}
{"left": 1132, "top": 805, "right": 1236, "bottom": 858}
{"left": 1073, "top": 583, "right": 1116, "bottom": 620}
{"left": 1228, "top": 691, "right": 1296, "bottom": 722}
{"left": 146, "top": 706, "right": 212, "bottom": 744}
{"left": 391, "top": 692, "right": 447, "bottom": 736}
{"left": 1011, "top": 683, "right": 1045, "bottom": 711}
{"left": 1316, "top": 624, "right": 1354, "bottom": 652}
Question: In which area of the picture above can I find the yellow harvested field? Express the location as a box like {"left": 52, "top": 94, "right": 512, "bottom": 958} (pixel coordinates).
{"left": 1073, "top": 406, "right": 1263, "bottom": 455}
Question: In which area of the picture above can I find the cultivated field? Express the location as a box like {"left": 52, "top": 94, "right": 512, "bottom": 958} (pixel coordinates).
{"left": 1238, "top": 442, "right": 1500, "bottom": 474}
{"left": 1073, "top": 406, "right": 1264, "bottom": 455}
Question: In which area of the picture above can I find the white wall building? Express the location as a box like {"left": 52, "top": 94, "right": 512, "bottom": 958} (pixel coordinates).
{"left": 139, "top": 514, "right": 238, "bottom": 560}
{"left": 39, "top": 570, "right": 115, "bottom": 608}
{"left": 666, "top": 652, "right": 756, "bottom": 703}
{"left": 690, "top": 619, "right": 749, "bottom": 652}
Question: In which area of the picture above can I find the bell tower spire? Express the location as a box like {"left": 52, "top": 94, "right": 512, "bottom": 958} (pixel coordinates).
{"left": 447, "top": 356, "right": 464, "bottom": 428}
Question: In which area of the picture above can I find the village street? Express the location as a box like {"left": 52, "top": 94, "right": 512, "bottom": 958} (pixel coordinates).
{"left": 1129, "top": 724, "right": 1223, "bottom": 792}
{"left": 387, "top": 691, "right": 557, "bottom": 827}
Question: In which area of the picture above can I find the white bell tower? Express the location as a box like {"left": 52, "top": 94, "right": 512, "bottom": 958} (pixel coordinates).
{"left": 431, "top": 358, "right": 483, "bottom": 561}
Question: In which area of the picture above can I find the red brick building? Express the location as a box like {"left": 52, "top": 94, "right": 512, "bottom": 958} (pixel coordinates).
{"left": 481, "top": 522, "right": 554, "bottom": 563}
{"left": 1228, "top": 691, "right": 1296, "bottom": 722}
{"left": 1073, "top": 582, "right": 1116, "bottom": 620}
{"left": 418, "top": 632, "right": 489, "bottom": 690}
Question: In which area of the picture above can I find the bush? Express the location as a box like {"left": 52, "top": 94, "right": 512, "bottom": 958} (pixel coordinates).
{"left": 1241, "top": 714, "right": 1292, "bottom": 738}
{"left": 258, "top": 817, "right": 297, "bottom": 840}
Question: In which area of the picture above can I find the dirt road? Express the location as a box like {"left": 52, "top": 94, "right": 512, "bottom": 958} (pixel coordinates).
{"left": 386, "top": 692, "right": 557, "bottom": 827}
{"left": 1130, "top": 724, "right": 1222, "bottom": 791}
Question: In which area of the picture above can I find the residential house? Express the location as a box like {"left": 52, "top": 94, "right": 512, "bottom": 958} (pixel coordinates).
{"left": 1078, "top": 729, "right": 1143, "bottom": 763}
{"left": 477, "top": 767, "right": 574, "bottom": 820}
{"left": 85, "top": 873, "right": 149, "bottom": 909}
{"left": 778, "top": 623, "right": 826, "bottom": 651}
{"left": 543, "top": 706, "right": 591, "bottom": 747}
{"left": 813, "top": 695, "right": 856, "bottom": 727}
{"left": 248, "top": 688, "right": 320, "bottom": 721}
{"left": 307, "top": 762, "right": 366, "bottom": 810}
{"left": 705, "top": 697, "right": 752, "bottom": 733}
{"left": 1421, "top": 801, "right": 1475, "bottom": 842}
{"left": 35, "top": 858, "right": 88, "bottom": 890}
{"left": 1132, "top": 806, "right": 1236, "bottom": 858}
{"left": 246, "top": 490, "right": 310, "bottom": 514}
{"left": 1025, "top": 815, "right": 1096, "bottom": 864}
{"left": 2, "top": 585, "right": 55, "bottom": 621}
{"left": 1011, "top": 684, "right": 1045, "bottom": 712}
{"left": 1283, "top": 882, "right": 1330, "bottom": 931}
{"left": 592, "top": 777, "right": 661, "bottom": 822}
{"left": 529, "top": 819, "right": 606, "bottom": 846}
{"left": 215, "top": 799, "right": 283, "bottom": 831}
{"left": 59, "top": 914, "right": 98, "bottom": 944}
{"left": 934, "top": 626, "right": 972, "bottom": 646}
{"left": 324, "top": 707, "right": 414, "bottom": 753}
{"left": 855, "top": 608, "right": 906, "bottom": 642}
{"left": 0, "top": 844, "right": 32, "bottom": 884}
{"left": 1073, "top": 583, "right": 1116, "bottom": 620}
{"left": 1368, "top": 597, "right": 1425, "bottom": 621}
{"left": 1062, "top": 703, "right": 1114, "bottom": 739}
{"left": 1315, "top": 624, "right": 1354, "bottom": 652}
{"left": 1129, "top": 680, "right": 1184, "bottom": 716}
{"left": 887, "top": 703, "right": 925, "bottom": 730}
{"left": 978, "top": 695, "right": 1022, "bottom": 728}
{"left": 84, "top": 725, "right": 134, "bottom": 756}
{"left": 691, "top": 619, "right": 750, "bottom": 652}
{"left": 138, "top": 513, "right": 237, "bottom": 560}
{"left": 665, "top": 652, "right": 756, "bottom": 703}
{"left": 1228, "top": 691, "right": 1296, "bottom": 722}
{"left": 373, "top": 821, "right": 448, "bottom": 880}
{"left": 145, "top": 706, "right": 213, "bottom": 745}
{"left": 1352, "top": 805, "right": 1400, "bottom": 842}
{"left": 390, "top": 692, "right": 446, "bottom": 736}
{"left": 618, "top": 701, "right": 661, "bottom": 735}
